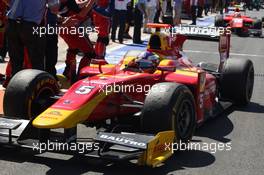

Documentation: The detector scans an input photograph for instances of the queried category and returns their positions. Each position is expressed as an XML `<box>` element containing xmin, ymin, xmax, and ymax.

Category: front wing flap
<box><xmin>95</xmin><ymin>131</ymin><xmax>175</xmax><ymax>167</ymax></box>
<box><xmin>0</xmin><ymin>117</ymin><xmax>175</xmax><ymax>167</ymax></box>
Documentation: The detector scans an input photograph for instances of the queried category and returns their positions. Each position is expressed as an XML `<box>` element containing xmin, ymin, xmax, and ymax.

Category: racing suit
<box><xmin>0</xmin><ymin>1</ymin><xmax>7</xmax><ymax>62</ymax></box>
<box><xmin>93</xmin><ymin>0</ymin><xmax>111</xmax><ymax>59</ymax></box>
<box><xmin>57</xmin><ymin>0</ymin><xmax>111</xmax><ymax>83</ymax></box>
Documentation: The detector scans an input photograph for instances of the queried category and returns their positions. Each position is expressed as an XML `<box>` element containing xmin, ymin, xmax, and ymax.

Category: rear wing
<box><xmin>147</xmin><ymin>23</ymin><xmax>231</xmax><ymax>64</ymax></box>
<box><xmin>171</xmin><ymin>25</ymin><xmax>222</xmax><ymax>40</ymax></box>
<box><xmin>147</xmin><ymin>23</ymin><xmax>187</xmax><ymax>50</ymax></box>
<box><xmin>147</xmin><ymin>23</ymin><xmax>224</xmax><ymax>41</ymax></box>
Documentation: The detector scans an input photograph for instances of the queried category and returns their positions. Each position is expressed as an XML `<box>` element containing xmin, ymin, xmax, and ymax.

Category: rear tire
<box><xmin>3</xmin><ymin>69</ymin><xmax>59</xmax><ymax>119</ymax></box>
<box><xmin>220</xmin><ymin>58</ymin><xmax>254</xmax><ymax>106</ymax></box>
<box><xmin>141</xmin><ymin>83</ymin><xmax>196</xmax><ymax>142</ymax></box>
<box><xmin>236</xmin><ymin>28</ymin><xmax>249</xmax><ymax>37</ymax></box>
<box><xmin>253</xmin><ymin>19</ymin><xmax>262</xmax><ymax>29</ymax></box>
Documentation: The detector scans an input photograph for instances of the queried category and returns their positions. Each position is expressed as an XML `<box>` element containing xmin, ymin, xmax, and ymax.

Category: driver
<box><xmin>128</xmin><ymin>51</ymin><xmax>160</xmax><ymax>73</ymax></box>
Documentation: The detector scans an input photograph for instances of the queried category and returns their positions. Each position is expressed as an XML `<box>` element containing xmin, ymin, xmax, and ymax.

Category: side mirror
<box><xmin>91</xmin><ymin>59</ymin><xmax>108</xmax><ymax>73</ymax></box>
<box><xmin>91</xmin><ymin>59</ymin><xmax>108</xmax><ymax>65</ymax></box>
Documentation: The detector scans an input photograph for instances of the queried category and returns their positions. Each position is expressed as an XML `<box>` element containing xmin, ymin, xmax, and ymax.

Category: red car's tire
<box><xmin>253</xmin><ymin>19</ymin><xmax>262</xmax><ymax>29</ymax></box>
<box><xmin>141</xmin><ymin>82</ymin><xmax>196</xmax><ymax>142</ymax></box>
<box><xmin>220</xmin><ymin>58</ymin><xmax>254</xmax><ymax>106</ymax></box>
<box><xmin>236</xmin><ymin>28</ymin><xmax>249</xmax><ymax>37</ymax></box>
<box><xmin>3</xmin><ymin>69</ymin><xmax>59</xmax><ymax>119</ymax></box>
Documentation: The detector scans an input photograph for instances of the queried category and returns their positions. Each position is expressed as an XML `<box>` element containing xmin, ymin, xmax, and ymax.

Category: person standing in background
<box><xmin>45</xmin><ymin>9</ymin><xmax>58</xmax><ymax>79</ymax></box>
<box><xmin>5</xmin><ymin>0</ymin><xmax>47</xmax><ymax>77</ymax></box>
<box><xmin>190</xmin><ymin>0</ymin><xmax>198</xmax><ymax>25</ymax></box>
<box><xmin>133</xmin><ymin>0</ymin><xmax>146</xmax><ymax>44</ymax></box>
<box><xmin>0</xmin><ymin>1</ymin><xmax>8</xmax><ymax>63</ymax></box>
<box><xmin>218</xmin><ymin>0</ymin><xmax>225</xmax><ymax>14</ymax></box>
<box><xmin>123</xmin><ymin>0</ymin><xmax>133</xmax><ymax>39</ymax></box>
<box><xmin>197</xmin><ymin>0</ymin><xmax>204</xmax><ymax>17</ymax></box>
<box><xmin>154</xmin><ymin>0</ymin><xmax>161</xmax><ymax>24</ymax></box>
<box><xmin>111</xmin><ymin>0</ymin><xmax>131</xmax><ymax>43</ymax></box>
<box><xmin>143</xmin><ymin>0</ymin><xmax>159</xmax><ymax>33</ymax></box>
<box><xmin>173</xmin><ymin>0</ymin><xmax>182</xmax><ymax>25</ymax></box>
<box><xmin>204</xmin><ymin>0</ymin><xmax>212</xmax><ymax>15</ymax></box>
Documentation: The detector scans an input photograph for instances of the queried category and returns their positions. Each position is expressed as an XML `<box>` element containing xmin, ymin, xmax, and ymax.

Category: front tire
<box><xmin>141</xmin><ymin>83</ymin><xmax>196</xmax><ymax>142</ymax></box>
<box><xmin>3</xmin><ymin>69</ymin><xmax>59</xmax><ymax>119</ymax></box>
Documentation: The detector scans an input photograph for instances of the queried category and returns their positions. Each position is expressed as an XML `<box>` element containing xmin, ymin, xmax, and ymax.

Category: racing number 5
<box><xmin>75</xmin><ymin>86</ymin><xmax>94</xmax><ymax>95</ymax></box>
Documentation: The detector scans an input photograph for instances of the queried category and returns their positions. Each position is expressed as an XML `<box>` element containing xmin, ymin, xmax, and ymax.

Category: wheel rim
<box><xmin>173</xmin><ymin>99</ymin><xmax>193</xmax><ymax>139</ymax></box>
<box><xmin>31</xmin><ymin>87</ymin><xmax>55</xmax><ymax>118</ymax></box>
<box><xmin>246</xmin><ymin>66</ymin><xmax>254</xmax><ymax>101</ymax></box>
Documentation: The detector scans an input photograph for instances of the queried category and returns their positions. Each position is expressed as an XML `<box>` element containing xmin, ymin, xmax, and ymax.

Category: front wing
<box><xmin>0</xmin><ymin>99</ymin><xmax>232</xmax><ymax>167</ymax></box>
<box><xmin>0</xmin><ymin>117</ymin><xmax>175</xmax><ymax>167</ymax></box>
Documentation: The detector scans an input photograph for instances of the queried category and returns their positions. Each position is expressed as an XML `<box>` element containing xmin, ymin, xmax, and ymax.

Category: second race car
<box><xmin>215</xmin><ymin>11</ymin><xmax>263</xmax><ymax>37</ymax></box>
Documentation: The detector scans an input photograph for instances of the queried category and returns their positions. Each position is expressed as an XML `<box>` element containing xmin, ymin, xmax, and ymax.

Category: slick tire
<box><xmin>252</xmin><ymin>19</ymin><xmax>262</xmax><ymax>37</ymax></box>
<box><xmin>3</xmin><ymin>69</ymin><xmax>59</xmax><ymax>119</ymax></box>
<box><xmin>236</xmin><ymin>28</ymin><xmax>249</xmax><ymax>37</ymax></box>
<box><xmin>141</xmin><ymin>83</ymin><xmax>196</xmax><ymax>142</ymax></box>
<box><xmin>220</xmin><ymin>58</ymin><xmax>254</xmax><ymax>106</ymax></box>
<box><xmin>253</xmin><ymin>19</ymin><xmax>262</xmax><ymax>29</ymax></box>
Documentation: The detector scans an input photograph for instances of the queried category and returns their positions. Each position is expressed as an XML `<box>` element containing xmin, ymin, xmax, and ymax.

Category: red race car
<box><xmin>215</xmin><ymin>11</ymin><xmax>263</xmax><ymax>37</ymax></box>
<box><xmin>0</xmin><ymin>24</ymin><xmax>254</xmax><ymax>167</ymax></box>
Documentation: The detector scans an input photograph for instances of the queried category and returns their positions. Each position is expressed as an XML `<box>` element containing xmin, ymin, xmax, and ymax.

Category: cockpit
<box><xmin>125</xmin><ymin>51</ymin><xmax>161</xmax><ymax>73</ymax></box>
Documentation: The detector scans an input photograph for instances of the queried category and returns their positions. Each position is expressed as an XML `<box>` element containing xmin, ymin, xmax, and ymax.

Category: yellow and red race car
<box><xmin>0</xmin><ymin>24</ymin><xmax>254</xmax><ymax>167</ymax></box>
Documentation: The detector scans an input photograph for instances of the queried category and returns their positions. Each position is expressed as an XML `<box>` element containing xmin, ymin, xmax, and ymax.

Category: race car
<box><xmin>215</xmin><ymin>12</ymin><xmax>263</xmax><ymax>37</ymax></box>
<box><xmin>0</xmin><ymin>24</ymin><xmax>254</xmax><ymax>167</ymax></box>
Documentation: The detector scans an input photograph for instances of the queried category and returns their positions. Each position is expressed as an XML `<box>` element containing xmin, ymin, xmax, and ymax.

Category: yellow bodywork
<box><xmin>138</xmin><ymin>131</ymin><xmax>175</xmax><ymax>167</ymax></box>
<box><xmin>147</xmin><ymin>32</ymin><xmax>172</xmax><ymax>51</ymax></box>
<box><xmin>32</xmin><ymin>91</ymin><xmax>109</xmax><ymax>129</ymax></box>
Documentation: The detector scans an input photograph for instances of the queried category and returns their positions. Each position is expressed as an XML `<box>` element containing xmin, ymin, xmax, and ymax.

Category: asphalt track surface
<box><xmin>0</xmin><ymin>10</ymin><xmax>264</xmax><ymax>175</ymax></box>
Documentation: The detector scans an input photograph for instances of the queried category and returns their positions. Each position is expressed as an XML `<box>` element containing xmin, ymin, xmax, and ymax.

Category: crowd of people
<box><xmin>0</xmin><ymin>0</ymin><xmax>244</xmax><ymax>86</ymax></box>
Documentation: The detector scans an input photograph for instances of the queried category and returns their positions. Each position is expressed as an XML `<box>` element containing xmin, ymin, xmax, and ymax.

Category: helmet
<box><xmin>235</xmin><ymin>7</ymin><xmax>240</xmax><ymax>12</ymax></box>
<box><xmin>135</xmin><ymin>51</ymin><xmax>160</xmax><ymax>73</ymax></box>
